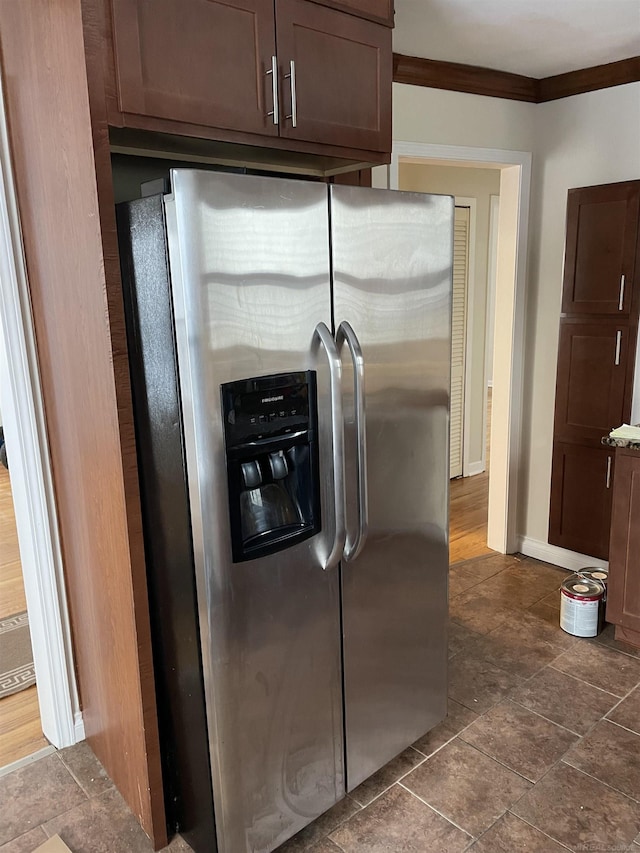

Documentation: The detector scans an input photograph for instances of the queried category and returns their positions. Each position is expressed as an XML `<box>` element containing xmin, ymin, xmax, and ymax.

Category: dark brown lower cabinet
<box><xmin>549</xmin><ymin>441</ymin><xmax>615</xmax><ymax>560</ymax></box>
<box><xmin>606</xmin><ymin>449</ymin><xmax>640</xmax><ymax>639</ymax></box>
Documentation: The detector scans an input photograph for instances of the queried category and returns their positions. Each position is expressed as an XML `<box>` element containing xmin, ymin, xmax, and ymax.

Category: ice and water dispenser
<box><xmin>221</xmin><ymin>371</ymin><xmax>321</xmax><ymax>562</ymax></box>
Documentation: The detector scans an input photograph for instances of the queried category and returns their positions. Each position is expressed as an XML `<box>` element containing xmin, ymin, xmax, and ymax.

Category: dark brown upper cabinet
<box><xmin>561</xmin><ymin>181</ymin><xmax>640</xmax><ymax>316</ymax></box>
<box><xmin>553</xmin><ymin>319</ymin><xmax>635</xmax><ymax>444</ymax></box>
<box><xmin>275</xmin><ymin>0</ymin><xmax>391</xmax><ymax>152</ymax></box>
<box><xmin>109</xmin><ymin>0</ymin><xmax>392</xmax><ymax>157</ymax></box>
<box><xmin>308</xmin><ymin>0</ymin><xmax>393</xmax><ymax>25</ymax></box>
<box><xmin>111</xmin><ymin>0</ymin><xmax>278</xmax><ymax>137</ymax></box>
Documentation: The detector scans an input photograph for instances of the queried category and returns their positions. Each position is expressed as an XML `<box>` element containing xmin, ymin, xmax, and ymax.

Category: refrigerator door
<box><xmin>330</xmin><ymin>185</ymin><xmax>453</xmax><ymax>790</ymax></box>
<box><xmin>165</xmin><ymin>171</ymin><xmax>344</xmax><ymax>853</ymax></box>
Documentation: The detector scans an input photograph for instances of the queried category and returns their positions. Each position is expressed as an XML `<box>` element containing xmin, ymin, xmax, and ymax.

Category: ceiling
<box><xmin>393</xmin><ymin>0</ymin><xmax>640</xmax><ymax>78</ymax></box>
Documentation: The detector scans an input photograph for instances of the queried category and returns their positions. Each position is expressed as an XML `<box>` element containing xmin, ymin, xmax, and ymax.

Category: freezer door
<box><xmin>330</xmin><ymin>185</ymin><xmax>453</xmax><ymax>790</ymax></box>
<box><xmin>165</xmin><ymin>171</ymin><xmax>344</xmax><ymax>853</ymax></box>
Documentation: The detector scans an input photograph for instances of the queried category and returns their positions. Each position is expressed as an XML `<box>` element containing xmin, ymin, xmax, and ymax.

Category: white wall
<box><xmin>391</xmin><ymin>80</ymin><xmax>640</xmax><ymax>559</ymax></box>
<box><xmin>521</xmin><ymin>82</ymin><xmax>640</xmax><ymax>544</ymax></box>
<box><xmin>393</xmin><ymin>83</ymin><xmax>536</xmax><ymax>151</ymax></box>
<box><xmin>398</xmin><ymin>163</ymin><xmax>500</xmax><ymax>467</ymax></box>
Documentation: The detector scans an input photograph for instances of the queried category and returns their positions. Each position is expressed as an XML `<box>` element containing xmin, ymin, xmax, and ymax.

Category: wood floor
<box><xmin>0</xmin><ymin>465</ymin><xmax>47</xmax><ymax>769</ymax></box>
<box><xmin>449</xmin><ymin>390</ymin><xmax>492</xmax><ymax>564</ymax></box>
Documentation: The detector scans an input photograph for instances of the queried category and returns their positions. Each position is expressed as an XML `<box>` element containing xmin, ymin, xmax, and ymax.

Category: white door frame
<box><xmin>390</xmin><ymin>142</ymin><xmax>532</xmax><ymax>553</ymax></box>
<box><xmin>0</xmin><ymin>74</ymin><xmax>82</xmax><ymax>752</ymax></box>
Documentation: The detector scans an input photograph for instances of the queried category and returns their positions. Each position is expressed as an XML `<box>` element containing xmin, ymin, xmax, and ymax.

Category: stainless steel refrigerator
<box><xmin>116</xmin><ymin>169</ymin><xmax>452</xmax><ymax>853</ymax></box>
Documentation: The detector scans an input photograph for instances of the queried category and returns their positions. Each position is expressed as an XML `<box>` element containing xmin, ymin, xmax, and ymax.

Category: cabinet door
<box><xmin>111</xmin><ymin>0</ymin><xmax>278</xmax><ymax>136</ymax></box>
<box><xmin>275</xmin><ymin>0</ymin><xmax>392</xmax><ymax>152</ymax></box>
<box><xmin>554</xmin><ymin>320</ymin><xmax>631</xmax><ymax>443</ymax></box>
<box><xmin>549</xmin><ymin>442</ymin><xmax>614</xmax><ymax>560</ymax></box>
<box><xmin>562</xmin><ymin>182</ymin><xmax>640</xmax><ymax>316</ymax></box>
<box><xmin>607</xmin><ymin>451</ymin><xmax>640</xmax><ymax>631</ymax></box>
<box><xmin>309</xmin><ymin>0</ymin><xmax>394</xmax><ymax>25</ymax></box>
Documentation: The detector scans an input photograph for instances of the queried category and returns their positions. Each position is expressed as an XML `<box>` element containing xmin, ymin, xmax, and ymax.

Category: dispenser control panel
<box><xmin>221</xmin><ymin>371</ymin><xmax>315</xmax><ymax>447</ymax></box>
<box><xmin>220</xmin><ymin>371</ymin><xmax>320</xmax><ymax>562</ymax></box>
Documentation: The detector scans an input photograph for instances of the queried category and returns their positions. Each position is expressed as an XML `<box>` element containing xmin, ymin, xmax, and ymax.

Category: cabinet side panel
<box><xmin>607</xmin><ymin>453</ymin><xmax>640</xmax><ymax>632</ymax></box>
<box><xmin>0</xmin><ymin>0</ymin><xmax>166</xmax><ymax>845</ymax></box>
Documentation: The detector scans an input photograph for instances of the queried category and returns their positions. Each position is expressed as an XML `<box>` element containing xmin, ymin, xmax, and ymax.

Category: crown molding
<box><xmin>393</xmin><ymin>53</ymin><xmax>537</xmax><ymax>102</ymax></box>
<box><xmin>393</xmin><ymin>53</ymin><xmax>640</xmax><ymax>103</ymax></box>
<box><xmin>537</xmin><ymin>56</ymin><xmax>640</xmax><ymax>102</ymax></box>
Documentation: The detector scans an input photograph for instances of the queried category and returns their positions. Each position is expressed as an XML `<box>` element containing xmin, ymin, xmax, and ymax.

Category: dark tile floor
<box><xmin>3</xmin><ymin>553</ymin><xmax>640</xmax><ymax>852</ymax></box>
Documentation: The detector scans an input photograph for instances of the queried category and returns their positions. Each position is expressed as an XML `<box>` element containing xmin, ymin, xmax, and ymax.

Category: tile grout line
<box><xmin>542</xmin><ymin>661</ymin><xmax>623</xmax><ymax>698</ymax></box>
<box><xmin>38</xmin><ymin>786</ymin><xmax>117</xmax><ymax>843</ymax></box>
<box><xmin>463</xmin><ymin>675</ymin><xmax>640</xmax><ymax>808</ymax></box>
<box><xmin>505</xmin><ymin>697</ymin><xmax>586</xmax><ymax>737</ymax></box>
<box><xmin>450</xmin><ymin>735</ymin><xmax>540</xmax><ymax>786</ymax></box>
<box><xmin>590</xmin><ymin>634</ymin><xmax>640</xmax><ymax>662</ymax></box>
<box><xmin>349</xmin><ymin>712</ymin><xmax>488</xmax><ymax>813</ymax></box>
<box><xmin>505</xmin><ymin>809</ymin><xmax>574</xmax><ymax>851</ymax></box>
<box><xmin>547</xmin><ymin>662</ymin><xmax>640</xmax><ymax>699</ymax></box>
<box><xmin>57</xmin><ymin>751</ymin><xmax>104</xmax><ymax>801</ymax></box>
<box><xmin>397</xmin><ymin>781</ymin><xmax>474</xmax><ymax>840</ymax></box>
<box><xmin>349</xmin><ymin>752</ymin><xmax>430</xmax><ymax>809</ymax></box>
<box><xmin>559</xmin><ymin>674</ymin><xmax>640</xmax><ymax>750</ymax></box>
<box><xmin>603</xmin><ymin>717</ymin><xmax>640</xmax><ymax>738</ymax></box>
<box><xmin>557</xmin><ymin>759</ymin><xmax>640</xmax><ymax>806</ymax></box>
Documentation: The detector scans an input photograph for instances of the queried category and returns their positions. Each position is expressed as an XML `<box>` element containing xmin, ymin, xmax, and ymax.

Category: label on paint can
<box><xmin>560</xmin><ymin>576</ymin><xmax>604</xmax><ymax>638</ymax></box>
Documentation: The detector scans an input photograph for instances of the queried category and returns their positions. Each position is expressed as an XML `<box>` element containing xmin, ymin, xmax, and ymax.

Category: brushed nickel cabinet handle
<box><xmin>285</xmin><ymin>60</ymin><xmax>297</xmax><ymax>128</ymax></box>
<box><xmin>615</xmin><ymin>330</ymin><xmax>622</xmax><ymax>366</ymax></box>
<box><xmin>619</xmin><ymin>274</ymin><xmax>625</xmax><ymax>311</ymax></box>
<box><xmin>266</xmin><ymin>55</ymin><xmax>279</xmax><ymax>125</ymax></box>
<box><xmin>606</xmin><ymin>456</ymin><xmax>612</xmax><ymax>489</ymax></box>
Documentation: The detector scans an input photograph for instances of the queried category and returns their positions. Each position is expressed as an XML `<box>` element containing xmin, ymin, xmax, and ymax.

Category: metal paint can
<box><xmin>577</xmin><ymin>568</ymin><xmax>609</xmax><ymax>627</ymax></box>
<box><xmin>560</xmin><ymin>575</ymin><xmax>605</xmax><ymax>638</ymax></box>
<box><xmin>578</xmin><ymin>567</ymin><xmax>609</xmax><ymax>598</ymax></box>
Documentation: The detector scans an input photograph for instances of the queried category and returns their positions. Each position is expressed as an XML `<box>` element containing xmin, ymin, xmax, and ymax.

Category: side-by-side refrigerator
<box><xmin>116</xmin><ymin>170</ymin><xmax>453</xmax><ymax>853</ymax></box>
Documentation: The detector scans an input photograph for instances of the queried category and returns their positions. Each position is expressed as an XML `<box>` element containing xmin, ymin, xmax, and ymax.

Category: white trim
<box><xmin>502</xmin><ymin>158</ymin><xmax>531</xmax><ymax>553</ymax></box>
<box><xmin>485</xmin><ymin>195</ymin><xmax>500</xmax><ymax>390</ymax></box>
<box><xmin>466</xmin><ymin>461</ymin><xmax>485</xmax><ymax>477</ymax></box>
<box><xmin>518</xmin><ymin>536</ymin><xmax>608</xmax><ymax>572</ymax></box>
<box><xmin>0</xmin><ymin>745</ymin><xmax>56</xmax><ymax>779</ymax></box>
<box><xmin>454</xmin><ymin>197</ymin><xmax>479</xmax><ymax>479</ymax></box>
<box><xmin>74</xmin><ymin>710</ymin><xmax>86</xmax><ymax>743</ymax></box>
<box><xmin>393</xmin><ymin>142</ymin><xmax>532</xmax><ymax>554</ymax></box>
<box><xmin>0</xmin><ymin>73</ymin><xmax>81</xmax><ymax>750</ymax></box>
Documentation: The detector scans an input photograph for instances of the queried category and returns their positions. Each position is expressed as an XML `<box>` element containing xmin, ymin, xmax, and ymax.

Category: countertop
<box><xmin>602</xmin><ymin>435</ymin><xmax>640</xmax><ymax>451</ymax></box>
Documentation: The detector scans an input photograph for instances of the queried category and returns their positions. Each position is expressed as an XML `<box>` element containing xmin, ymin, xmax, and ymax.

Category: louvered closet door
<box><xmin>450</xmin><ymin>206</ymin><xmax>469</xmax><ymax>478</ymax></box>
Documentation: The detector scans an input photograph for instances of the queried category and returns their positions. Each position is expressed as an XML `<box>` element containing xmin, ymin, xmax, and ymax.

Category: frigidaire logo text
<box><xmin>261</xmin><ymin>395</ymin><xmax>284</xmax><ymax>403</ymax></box>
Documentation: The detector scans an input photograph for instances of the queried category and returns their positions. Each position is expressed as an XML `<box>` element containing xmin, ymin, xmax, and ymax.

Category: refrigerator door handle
<box><xmin>313</xmin><ymin>321</ymin><xmax>346</xmax><ymax>570</ymax></box>
<box><xmin>336</xmin><ymin>321</ymin><xmax>369</xmax><ymax>561</ymax></box>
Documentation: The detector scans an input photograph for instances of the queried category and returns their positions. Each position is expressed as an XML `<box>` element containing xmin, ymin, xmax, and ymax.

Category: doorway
<box><xmin>0</xmin><ymin>438</ymin><xmax>47</xmax><ymax>767</ymax></box>
<box><xmin>381</xmin><ymin>141</ymin><xmax>532</xmax><ymax>557</ymax></box>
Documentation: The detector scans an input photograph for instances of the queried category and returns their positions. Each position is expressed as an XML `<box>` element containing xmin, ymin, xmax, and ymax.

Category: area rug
<box><xmin>0</xmin><ymin>611</ymin><xmax>35</xmax><ymax>699</ymax></box>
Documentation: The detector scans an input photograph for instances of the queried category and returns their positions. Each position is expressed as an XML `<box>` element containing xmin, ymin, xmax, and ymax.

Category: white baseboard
<box><xmin>517</xmin><ymin>536</ymin><xmax>608</xmax><ymax>571</ymax></box>
<box><xmin>74</xmin><ymin>711</ymin><xmax>85</xmax><ymax>744</ymax></box>
<box><xmin>465</xmin><ymin>461</ymin><xmax>486</xmax><ymax>477</ymax></box>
